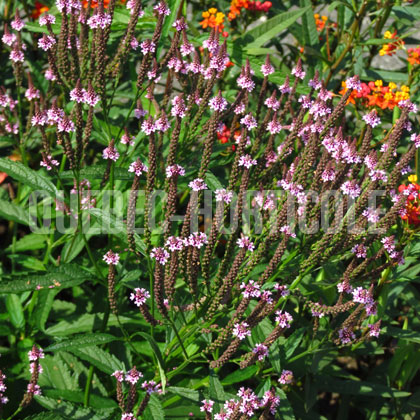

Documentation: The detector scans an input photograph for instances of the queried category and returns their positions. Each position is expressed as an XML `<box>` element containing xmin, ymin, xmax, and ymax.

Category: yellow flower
<box><xmin>408</xmin><ymin>175</ymin><xmax>418</xmax><ymax>183</ymax></box>
<box><xmin>384</xmin><ymin>30</ymin><xmax>393</xmax><ymax>39</ymax></box>
<box><xmin>202</xmin><ymin>11</ymin><xmax>210</xmax><ymax>18</ymax></box>
<box><xmin>215</xmin><ymin>12</ymin><xmax>225</xmax><ymax>25</ymax></box>
<box><xmin>208</xmin><ymin>7</ymin><xmax>217</xmax><ymax>14</ymax></box>
<box><xmin>401</xmin><ymin>85</ymin><xmax>410</xmax><ymax>93</ymax></box>
<box><xmin>374</xmin><ymin>80</ymin><xmax>383</xmax><ymax>87</ymax></box>
<box><xmin>388</xmin><ymin>82</ymin><xmax>397</xmax><ymax>90</ymax></box>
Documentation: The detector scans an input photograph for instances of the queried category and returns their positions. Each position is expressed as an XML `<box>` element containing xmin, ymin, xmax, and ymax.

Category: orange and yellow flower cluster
<box><xmin>82</xmin><ymin>0</ymin><xmax>126</xmax><ymax>8</ymax></box>
<box><xmin>314</xmin><ymin>14</ymin><xmax>327</xmax><ymax>31</ymax></box>
<box><xmin>200</xmin><ymin>8</ymin><xmax>226</xmax><ymax>32</ymax></box>
<box><xmin>399</xmin><ymin>175</ymin><xmax>420</xmax><ymax>226</ymax></box>
<box><xmin>31</xmin><ymin>1</ymin><xmax>49</xmax><ymax>19</ymax></box>
<box><xmin>228</xmin><ymin>0</ymin><xmax>272</xmax><ymax>21</ymax></box>
<box><xmin>379</xmin><ymin>31</ymin><xmax>404</xmax><ymax>56</ymax></box>
<box><xmin>339</xmin><ymin>79</ymin><xmax>410</xmax><ymax>110</ymax></box>
<box><xmin>407</xmin><ymin>46</ymin><xmax>420</xmax><ymax>66</ymax></box>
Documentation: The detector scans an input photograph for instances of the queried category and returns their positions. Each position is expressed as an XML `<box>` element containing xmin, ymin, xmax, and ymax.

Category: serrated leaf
<box><xmin>384</xmin><ymin>327</ymin><xmax>420</xmax><ymax>344</ymax></box>
<box><xmin>285</xmin><ymin>327</ymin><xmax>306</xmax><ymax>359</ymax></box>
<box><xmin>68</xmin><ymin>345</ymin><xmax>125</xmax><ymax>375</ymax></box>
<box><xmin>35</xmin><ymin>396</ymin><xmax>118</xmax><ymax>420</ymax></box>
<box><xmin>0</xmin><ymin>264</ymin><xmax>93</xmax><ymax>293</ymax></box>
<box><xmin>221</xmin><ymin>365</ymin><xmax>258</xmax><ymax>386</ymax></box>
<box><xmin>243</xmin><ymin>7</ymin><xmax>310</xmax><ymax>49</ymax></box>
<box><xmin>38</xmin><ymin>355</ymin><xmax>79</xmax><ymax>391</ymax></box>
<box><xmin>45</xmin><ymin>313</ymin><xmax>140</xmax><ymax>336</ymax></box>
<box><xmin>157</xmin><ymin>0</ymin><xmax>183</xmax><ymax>58</ymax></box>
<box><xmin>87</xmin><ymin>208</ymin><xmax>126</xmax><ymax>234</ymax></box>
<box><xmin>145</xmin><ymin>394</ymin><xmax>165</xmax><ymax>419</ymax></box>
<box><xmin>61</xmin><ymin>165</ymin><xmax>133</xmax><ymax>181</ymax></box>
<box><xmin>300</xmin><ymin>0</ymin><xmax>319</xmax><ymax>47</ymax></box>
<box><xmin>315</xmin><ymin>376</ymin><xmax>411</xmax><ymax>398</ymax></box>
<box><xmin>361</xmin><ymin>69</ymin><xmax>408</xmax><ymax>84</ymax></box>
<box><xmin>0</xmin><ymin>198</ymin><xmax>34</xmax><ymax>226</ymax></box>
<box><xmin>210</xmin><ymin>370</ymin><xmax>226</xmax><ymax>414</ymax></box>
<box><xmin>43</xmin><ymin>388</ymin><xmax>117</xmax><ymax>409</ymax></box>
<box><xmin>205</xmin><ymin>171</ymin><xmax>224</xmax><ymax>191</ymax></box>
<box><xmin>34</xmin><ymin>288</ymin><xmax>59</xmax><ymax>331</ymax></box>
<box><xmin>45</xmin><ymin>333</ymin><xmax>118</xmax><ymax>351</ymax></box>
<box><xmin>23</xmin><ymin>413</ymin><xmax>66</xmax><ymax>420</ymax></box>
<box><xmin>0</xmin><ymin>158</ymin><xmax>59</xmax><ymax>197</ymax></box>
<box><xmin>168</xmin><ymin>386</ymin><xmax>201</xmax><ymax>403</ymax></box>
<box><xmin>5</xmin><ymin>233</ymin><xmax>46</xmax><ymax>252</ymax></box>
<box><xmin>6</xmin><ymin>294</ymin><xmax>25</xmax><ymax>329</ymax></box>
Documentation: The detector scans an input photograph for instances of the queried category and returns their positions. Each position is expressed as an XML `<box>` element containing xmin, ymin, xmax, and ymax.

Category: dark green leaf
<box><xmin>6</xmin><ymin>294</ymin><xmax>25</xmax><ymax>329</ymax></box>
<box><xmin>221</xmin><ymin>365</ymin><xmax>258</xmax><ymax>385</ymax></box>
<box><xmin>243</xmin><ymin>7</ymin><xmax>310</xmax><ymax>49</ymax></box>
<box><xmin>45</xmin><ymin>333</ymin><xmax>118</xmax><ymax>351</ymax></box>
<box><xmin>0</xmin><ymin>158</ymin><xmax>58</xmax><ymax>197</ymax></box>
<box><xmin>0</xmin><ymin>199</ymin><xmax>34</xmax><ymax>226</ymax></box>
<box><xmin>0</xmin><ymin>264</ymin><xmax>93</xmax><ymax>294</ymax></box>
<box><xmin>68</xmin><ymin>345</ymin><xmax>125</xmax><ymax>375</ymax></box>
<box><xmin>34</xmin><ymin>288</ymin><xmax>59</xmax><ymax>331</ymax></box>
<box><xmin>168</xmin><ymin>386</ymin><xmax>201</xmax><ymax>403</ymax></box>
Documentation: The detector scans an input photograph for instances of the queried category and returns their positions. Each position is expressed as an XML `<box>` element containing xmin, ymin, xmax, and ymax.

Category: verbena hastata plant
<box><xmin>0</xmin><ymin>1</ymin><xmax>420</xmax><ymax>419</ymax></box>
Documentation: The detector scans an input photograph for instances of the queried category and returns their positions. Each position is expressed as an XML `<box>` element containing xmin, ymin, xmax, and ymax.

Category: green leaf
<box><xmin>205</xmin><ymin>171</ymin><xmax>224</xmax><ymax>191</ymax></box>
<box><xmin>0</xmin><ymin>264</ymin><xmax>93</xmax><ymax>294</ymax></box>
<box><xmin>45</xmin><ymin>313</ymin><xmax>140</xmax><ymax>336</ymax></box>
<box><xmin>315</xmin><ymin>376</ymin><xmax>411</xmax><ymax>398</ymax></box>
<box><xmin>168</xmin><ymin>386</ymin><xmax>201</xmax><ymax>403</ymax></box>
<box><xmin>209</xmin><ymin>370</ymin><xmax>226</xmax><ymax>414</ymax></box>
<box><xmin>6</xmin><ymin>294</ymin><xmax>25</xmax><ymax>329</ymax></box>
<box><xmin>33</xmin><ymin>288</ymin><xmax>59</xmax><ymax>331</ymax></box>
<box><xmin>23</xmin><ymin>413</ymin><xmax>66</xmax><ymax>420</ymax></box>
<box><xmin>276</xmin><ymin>388</ymin><xmax>296</xmax><ymax>419</ymax></box>
<box><xmin>327</xmin><ymin>0</ymin><xmax>354</xmax><ymax>12</ymax></box>
<box><xmin>221</xmin><ymin>365</ymin><xmax>258</xmax><ymax>385</ymax></box>
<box><xmin>300</xmin><ymin>0</ymin><xmax>319</xmax><ymax>47</ymax></box>
<box><xmin>9</xmin><ymin>254</ymin><xmax>46</xmax><ymax>271</ymax></box>
<box><xmin>0</xmin><ymin>198</ymin><xmax>34</xmax><ymax>226</ymax></box>
<box><xmin>45</xmin><ymin>333</ymin><xmax>118</xmax><ymax>352</ymax></box>
<box><xmin>135</xmin><ymin>332</ymin><xmax>166</xmax><ymax>392</ymax></box>
<box><xmin>0</xmin><ymin>158</ymin><xmax>59</xmax><ymax>197</ymax></box>
<box><xmin>361</xmin><ymin>69</ymin><xmax>408</xmax><ymax>84</ymax></box>
<box><xmin>43</xmin><ymin>388</ymin><xmax>117</xmax><ymax>409</ymax></box>
<box><xmin>35</xmin><ymin>396</ymin><xmax>118</xmax><ymax>420</ymax></box>
<box><xmin>61</xmin><ymin>165</ymin><xmax>133</xmax><ymax>181</ymax></box>
<box><xmin>384</xmin><ymin>327</ymin><xmax>420</xmax><ymax>344</ymax></box>
<box><xmin>285</xmin><ymin>327</ymin><xmax>306</xmax><ymax>359</ymax></box>
<box><xmin>360</xmin><ymin>38</ymin><xmax>394</xmax><ymax>45</ymax></box>
<box><xmin>38</xmin><ymin>355</ymin><xmax>79</xmax><ymax>391</ymax></box>
<box><xmin>5</xmin><ymin>233</ymin><xmax>46</xmax><ymax>252</ymax></box>
<box><xmin>243</xmin><ymin>7</ymin><xmax>310</xmax><ymax>49</ymax></box>
<box><xmin>87</xmin><ymin>208</ymin><xmax>126</xmax><ymax>234</ymax></box>
<box><xmin>68</xmin><ymin>345</ymin><xmax>125</xmax><ymax>375</ymax></box>
<box><xmin>145</xmin><ymin>394</ymin><xmax>165</xmax><ymax>419</ymax></box>
<box><xmin>157</xmin><ymin>0</ymin><xmax>183</xmax><ymax>58</ymax></box>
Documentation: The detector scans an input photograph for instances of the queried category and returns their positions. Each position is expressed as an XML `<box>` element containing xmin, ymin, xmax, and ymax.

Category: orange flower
<box><xmin>340</xmin><ymin>79</ymin><xmax>410</xmax><ymax>110</ymax></box>
<box><xmin>407</xmin><ymin>46</ymin><xmax>420</xmax><ymax>66</ymax></box>
<box><xmin>31</xmin><ymin>1</ymin><xmax>49</xmax><ymax>19</ymax></box>
<box><xmin>399</xmin><ymin>177</ymin><xmax>420</xmax><ymax>226</ymax></box>
<box><xmin>379</xmin><ymin>31</ymin><xmax>404</xmax><ymax>56</ymax></box>
<box><xmin>314</xmin><ymin>13</ymin><xmax>327</xmax><ymax>31</ymax></box>
<box><xmin>200</xmin><ymin>8</ymin><xmax>225</xmax><ymax>32</ymax></box>
<box><xmin>228</xmin><ymin>0</ymin><xmax>249</xmax><ymax>20</ymax></box>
